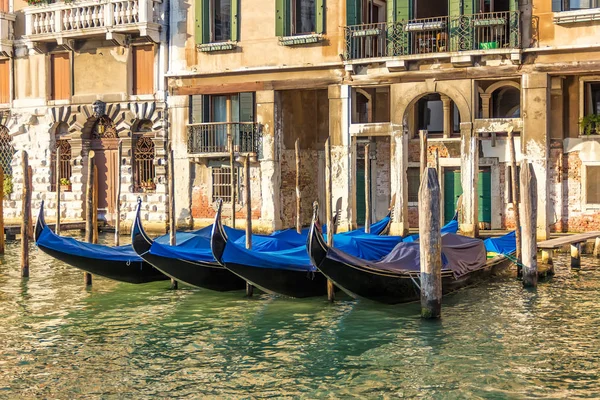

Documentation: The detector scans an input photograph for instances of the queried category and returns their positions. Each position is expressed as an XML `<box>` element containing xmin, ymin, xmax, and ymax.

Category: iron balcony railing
<box><xmin>344</xmin><ymin>11</ymin><xmax>520</xmax><ymax>60</ymax></box>
<box><xmin>187</xmin><ymin>122</ymin><xmax>262</xmax><ymax>156</ymax></box>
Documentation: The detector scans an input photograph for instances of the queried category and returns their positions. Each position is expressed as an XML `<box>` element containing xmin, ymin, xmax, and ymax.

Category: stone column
<box><xmin>256</xmin><ymin>89</ymin><xmax>282</xmax><ymax>231</ymax></box>
<box><xmin>390</xmin><ymin>83</ymin><xmax>409</xmax><ymax>236</ymax></box>
<box><xmin>441</xmin><ymin>94</ymin><xmax>452</xmax><ymax>138</ymax></box>
<box><xmin>480</xmin><ymin>93</ymin><xmax>491</xmax><ymax>119</ymax></box>
<box><xmin>460</xmin><ymin>122</ymin><xmax>478</xmax><ymax>238</ymax></box>
<box><xmin>68</xmin><ymin>136</ymin><xmax>89</xmax><ymax>220</ymax></box>
<box><xmin>522</xmin><ymin>72</ymin><xmax>550</xmax><ymax>241</ymax></box>
<box><xmin>168</xmin><ymin>95</ymin><xmax>193</xmax><ymax>228</ymax></box>
<box><xmin>328</xmin><ymin>84</ymin><xmax>352</xmax><ymax>232</ymax></box>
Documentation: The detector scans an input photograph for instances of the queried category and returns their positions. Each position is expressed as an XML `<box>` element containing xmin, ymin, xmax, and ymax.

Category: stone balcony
<box><xmin>24</xmin><ymin>0</ymin><xmax>160</xmax><ymax>49</ymax></box>
<box><xmin>0</xmin><ymin>12</ymin><xmax>15</xmax><ymax>57</ymax></box>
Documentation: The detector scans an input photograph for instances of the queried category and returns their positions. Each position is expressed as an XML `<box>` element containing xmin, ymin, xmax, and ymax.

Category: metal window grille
<box><xmin>133</xmin><ymin>136</ymin><xmax>156</xmax><ymax>192</ymax></box>
<box><xmin>50</xmin><ymin>139</ymin><xmax>72</xmax><ymax>192</ymax></box>
<box><xmin>407</xmin><ymin>167</ymin><xmax>420</xmax><ymax>203</ymax></box>
<box><xmin>92</xmin><ymin>115</ymin><xmax>117</xmax><ymax>139</ymax></box>
<box><xmin>212</xmin><ymin>166</ymin><xmax>239</xmax><ymax>203</ymax></box>
<box><xmin>0</xmin><ymin>126</ymin><xmax>14</xmax><ymax>177</ymax></box>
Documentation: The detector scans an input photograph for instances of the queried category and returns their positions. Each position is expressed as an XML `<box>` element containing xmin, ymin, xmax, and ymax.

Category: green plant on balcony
<box><xmin>26</xmin><ymin>0</ymin><xmax>50</xmax><ymax>5</ymax></box>
<box><xmin>579</xmin><ymin>114</ymin><xmax>600</xmax><ymax>135</ymax></box>
<box><xmin>3</xmin><ymin>174</ymin><xmax>12</xmax><ymax>197</ymax></box>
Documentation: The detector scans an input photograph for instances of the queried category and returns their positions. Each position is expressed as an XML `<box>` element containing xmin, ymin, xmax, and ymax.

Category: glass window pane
<box><xmin>213</xmin><ymin>0</ymin><xmax>231</xmax><ymax>41</ymax></box>
<box><xmin>295</xmin><ymin>0</ymin><xmax>315</xmax><ymax>34</ymax></box>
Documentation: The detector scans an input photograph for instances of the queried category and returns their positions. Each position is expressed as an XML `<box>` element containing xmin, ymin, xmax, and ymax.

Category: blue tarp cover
<box><xmin>484</xmin><ymin>231</ymin><xmax>517</xmax><ymax>254</ymax></box>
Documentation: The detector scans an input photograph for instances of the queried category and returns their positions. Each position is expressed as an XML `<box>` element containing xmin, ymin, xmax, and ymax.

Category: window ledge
<box><xmin>278</xmin><ymin>34</ymin><xmax>323</xmax><ymax>46</ymax></box>
<box><xmin>554</xmin><ymin>8</ymin><xmax>600</xmax><ymax>24</ymax></box>
<box><xmin>197</xmin><ymin>41</ymin><xmax>238</xmax><ymax>52</ymax></box>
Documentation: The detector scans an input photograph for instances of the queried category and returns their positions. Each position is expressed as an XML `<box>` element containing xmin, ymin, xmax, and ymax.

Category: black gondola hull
<box><xmin>37</xmin><ymin>244</ymin><xmax>168</xmax><ymax>284</ymax></box>
<box><xmin>224</xmin><ymin>262</ymin><xmax>328</xmax><ymax>298</ymax></box>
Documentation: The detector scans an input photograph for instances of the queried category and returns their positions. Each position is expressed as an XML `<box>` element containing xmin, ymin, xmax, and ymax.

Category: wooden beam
<box><xmin>55</xmin><ymin>146</ymin><xmax>61</xmax><ymax>236</ymax></box>
<box><xmin>168</xmin><ymin>147</ymin><xmax>178</xmax><ymax>290</ymax></box>
<box><xmin>325</xmin><ymin>137</ymin><xmax>335</xmax><ymax>302</ymax></box>
<box><xmin>84</xmin><ymin>150</ymin><xmax>95</xmax><ymax>286</ymax></box>
<box><xmin>20</xmin><ymin>152</ymin><xmax>30</xmax><ymax>278</ymax></box>
<box><xmin>507</xmin><ymin>128</ymin><xmax>523</xmax><ymax>274</ymax></box>
<box><xmin>244</xmin><ymin>156</ymin><xmax>254</xmax><ymax>297</ymax></box>
<box><xmin>364</xmin><ymin>143</ymin><xmax>371</xmax><ymax>234</ymax></box>
<box><xmin>571</xmin><ymin>243</ymin><xmax>581</xmax><ymax>269</ymax></box>
<box><xmin>114</xmin><ymin>140</ymin><xmax>122</xmax><ymax>246</ymax></box>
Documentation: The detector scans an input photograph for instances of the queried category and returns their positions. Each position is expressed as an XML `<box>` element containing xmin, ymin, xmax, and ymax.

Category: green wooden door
<box><xmin>478</xmin><ymin>168</ymin><xmax>491</xmax><ymax>224</ymax></box>
<box><xmin>444</xmin><ymin>169</ymin><xmax>462</xmax><ymax>224</ymax></box>
<box><xmin>356</xmin><ymin>159</ymin><xmax>366</xmax><ymax>226</ymax></box>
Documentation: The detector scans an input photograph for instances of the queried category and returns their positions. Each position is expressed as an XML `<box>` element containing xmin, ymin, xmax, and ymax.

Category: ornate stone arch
<box><xmin>483</xmin><ymin>80</ymin><xmax>521</xmax><ymax>95</ymax></box>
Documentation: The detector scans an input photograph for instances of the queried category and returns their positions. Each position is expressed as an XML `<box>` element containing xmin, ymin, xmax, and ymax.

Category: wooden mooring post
<box><xmin>419</xmin><ymin>167</ymin><xmax>442</xmax><ymax>319</ymax></box>
<box><xmin>21</xmin><ymin>152</ymin><xmax>31</xmax><ymax>278</ymax></box>
<box><xmin>520</xmin><ymin>161</ymin><xmax>538</xmax><ymax>287</ymax></box>
<box><xmin>364</xmin><ymin>143</ymin><xmax>371</xmax><ymax>234</ymax></box>
<box><xmin>93</xmin><ymin>165</ymin><xmax>98</xmax><ymax>244</ymax></box>
<box><xmin>419</xmin><ymin>130</ymin><xmax>428</xmax><ymax>177</ymax></box>
<box><xmin>114</xmin><ymin>140</ymin><xmax>122</xmax><ymax>246</ymax></box>
<box><xmin>84</xmin><ymin>151</ymin><xmax>96</xmax><ymax>286</ymax></box>
<box><xmin>507</xmin><ymin>128</ymin><xmax>522</xmax><ymax>274</ymax></box>
<box><xmin>594</xmin><ymin>237</ymin><xmax>600</xmax><ymax>258</ymax></box>
<box><xmin>571</xmin><ymin>243</ymin><xmax>581</xmax><ymax>269</ymax></box>
<box><xmin>55</xmin><ymin>146</ymin><xmax>61</xmax><ymax>236</ymax></box>
<box><xmin>0</xmin><ymin>168</ymin><xmax>4</xmax><ymax>255</ymax></box>
<box><xmin>28</xmin><ymin>166</ymin><xmax>33</xmax><ymax>239</ymax></box>
<box><xmin>244</xmin><ymin>156</ymin><xmax>254</xmax><ymax>297</ymax></box>
<box><xmin>295</xmin><ymin>139</ymin><xmax>301</xmax><ymax>234</ymax></box>
<box><xmin>325</xmin><ymin>137</ymin><xmax>335</xmax><ymax>302</ymax></box>
<box><xmin>168</xmin><ymin>147</ymin><xmax>178</xmax><ymax>290</ymax></box>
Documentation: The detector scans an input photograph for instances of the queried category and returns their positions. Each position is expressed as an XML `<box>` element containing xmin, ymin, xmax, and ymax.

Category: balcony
<box><xmin>0</xmin><ymin>12</ymin><xmax>15</xmax><ymax>57</ymax></box>
<box><xmin>187</xmin><ymin>122</ymin><xmax>262</xmax><ymax>159</ymax></box>
<box><xmin>24</xmin><ymin>0</ymin><xmax>160</xmax><ymax>47</ymax></box>
<box><xmin>344</xmin><ymin>11</ymin><xmax>520</xmax><ymax>61</ymax></box>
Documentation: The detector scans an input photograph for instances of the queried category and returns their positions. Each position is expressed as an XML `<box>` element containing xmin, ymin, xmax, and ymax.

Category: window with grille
<box><xmin>407</xmin><ymin>167</ymin><xmax>420</xmax><ymax>203</ymax></box>
<box><xmin>0</xmin><ymin>126</ymin><xmax>14</xmax><ymax>177</ymax></box>
<box><xmin>134</xmin><ymin>136</ymin><xmax>156</xmax><ymax>192</ymax></box>
<box><xmin>212</xmin><ymin>166</ymin><xmax>239</xmax><ymax>203</ymax></box>
<box><xmin>50</xmin><ymin>139</ymin><xmax>72</xmax><ymax>192</ymax></box>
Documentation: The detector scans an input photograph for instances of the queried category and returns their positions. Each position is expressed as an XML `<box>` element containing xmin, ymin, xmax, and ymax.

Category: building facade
<box><xmin>2</xmin><ymin>0</ymin><xmax>599</xmax><ymax>236</ymax></box>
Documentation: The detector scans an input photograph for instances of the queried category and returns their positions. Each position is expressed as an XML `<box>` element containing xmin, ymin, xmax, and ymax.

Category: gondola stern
<box><xmin>307</xmin><ymin>201</ymin><xmax>329</xmax><ymax>269</ymax></box>
<box><xmin>210</xmin><ymin>199</ymin><xmax>228</xmax><ymax>266</ymax></box>
<box><xmin>131</xmin><ymin>197</ymin><xmax>154</xmax><ymax>254</ymax></box>
<box><xmin>34</xmin><ymin>200</ymin><xmax>47</xmax><ymax>242</ymax></box>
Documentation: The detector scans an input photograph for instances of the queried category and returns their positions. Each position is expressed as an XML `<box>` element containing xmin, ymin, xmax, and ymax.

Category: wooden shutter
<box><xmin>195</xmin><ymin>0</ymin><xmax>210</xmax><ymax>44</ymax></box>
<box><xmin>239</xmin><ymin>92</ymin><xmax>254</xmax><ymax>122</ymax></box>
<box><xmin>133</xmin><ymin>45</ymin><xmax>154</xmax><ymax>95</ymax></box>
<box><xmin>275</xmin><ymin>0</ymin><xmax>289</xmax><ymax>36</ymax></box>
<box><xmin>231</xmin><ymin>0</ymin><xmax>239</xmax><ymax>41</ymax></box>
<box><xmin>51</xmin><ymin>53</ymin><xmax>70</xmax><ymax>101</ymax></box>
<box><xmin>347</xmin><ymin>0</ymin><xmax>359</xmax><ymax>25</ymax></box>
<box><xmin>0</xmin><ymin>0</ymin><xmax>8</xmax><ymax>14</ymax></box>
<box><xmin>0</xmin><ymin>60</ymin><xmax>9</xmax><ymax>104</ymax></box>
<box><xmin>316</xmin><ymin>0</ymin><xmax>325</xmax><ymax>33</ymax></box>
<box><xmin>387</xmin><ymin>0</ymin><xmax>410</xmax><ymax>23</ymax></box>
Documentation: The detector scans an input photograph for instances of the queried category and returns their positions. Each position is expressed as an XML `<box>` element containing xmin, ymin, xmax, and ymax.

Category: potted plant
<box><xmin>60</xmin><ymin>178</ymin><xmax>71</xmax><ymax>192</ymax></box>
<box><xmin>142</xmin><ymin>178</ymin><xmax>156</xmax><ymax>192</ymax></box>
<box><xmin>579</xmin><ymin>114</ymin><xmax>600</xmax><ymax>135</ymax></box>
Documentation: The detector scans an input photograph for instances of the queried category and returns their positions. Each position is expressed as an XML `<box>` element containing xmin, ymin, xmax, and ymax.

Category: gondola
<box><xmin>35</xmin><ymin>201</ymin><xmax>168</xmax><ymax>284</ymax></box>
<box><xmin>133</xmin><ymin>199</ymin><xmax>392</xmax><ymax>292</ymax></box>
<box><xmin>308</xmin><ymin>203</ymin><xmax>516</xmax><ymax>305</ymax></box>
<box><xmin>211</xmin><ymin>201</ymin><xmax>458</xmax><ymax>298</ymax></box>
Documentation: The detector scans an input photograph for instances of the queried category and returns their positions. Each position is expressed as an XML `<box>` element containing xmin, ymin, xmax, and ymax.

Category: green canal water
<box><xmin>0</xmin><ymin>235</ymin><xmax>599</xmax><ymax>398</ymax></box>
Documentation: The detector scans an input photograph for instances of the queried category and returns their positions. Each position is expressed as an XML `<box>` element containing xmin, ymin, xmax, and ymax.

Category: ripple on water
<box><xmin>0</xmin><ymin>237</ymin><xmax>599</xmax><ymax>398</ymax></box>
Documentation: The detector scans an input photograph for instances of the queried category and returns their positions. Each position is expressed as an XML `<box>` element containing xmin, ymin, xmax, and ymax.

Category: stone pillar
<box><xmin>390</xmin><ymin>83</ymin><xmax>409</xmax><ymax>236</ymax></box>
<box><xmin>522</xmin><ymin>73</ymin><xmax>550</xmax><ymax>241</ymax></box>
<box><xmin>68</xmin><ymin>136</ymin><xmax>89</xmax><ymax>220</ymax></box>
<box><xmin>168</xmin><ymin>95</ymin><xmax>193</xmax><ymax>228</ymax></box>
<box><xmin>441</xmin><ymin>94</ymin><xmax>452</xmax><ymax>138</ymax></box>
<box><xmin>460</xmin><ymin>122</ymin><xmax>479</xmax><ymax>238</ymax></box>
<box><xmin>480</xmin><ymin>93</ymin><xmax>491</xmax><ymax>119</ymax></box>
<box><xmin>328</xmin><ymin>84</ymin><xmax>352</xmax><ymax>232</ymax></box>
<box><xmin>256</xmin><ymin>89</ymin><xmax>282</xmax><ymax>231</ymax></box>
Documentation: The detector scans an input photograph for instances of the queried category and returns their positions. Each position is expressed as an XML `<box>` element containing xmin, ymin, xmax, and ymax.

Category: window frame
<box><xmin>276</xmin><ymin>0</ymin><xmax>324</xmax><ymax>37</ymax></box>
<box><xmin>582</xmin><ymin>162</ymin><xmax>600</xmax><ymax>209</ymax></box>
<box><xmin>132</xmin><ymin>44</ymin><xmax>155</xmax><ymax>96</ymax></box>
<box><xmin>579</xmin><ymin>76</ymin><xmax>600</xmax><ymax>136</ymax></box>
<box><xmin>196</xmin><ymin>0</ymin><xmax>238</xmax><ymax>45</ymax></box>
<box><xmin>210</xmin><ymin>165</ymin><xmax>241</xmax><ymax>204</ymax></box>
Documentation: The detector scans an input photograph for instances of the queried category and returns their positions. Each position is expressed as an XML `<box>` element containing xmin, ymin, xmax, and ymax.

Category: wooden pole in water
<box><xmin>593</xmin><ymin>237</ymin><xmax>600</xmax><ymax>258</ymax></box>
<box><xmin>244</xmin><ymin>156</ymin><xmax>254</xmax><ymax>297</ymax></box>
<box><xmin>419</xmin><ymin>130</ymin><xmax>428</xmax><ymax>177</ymax></box>
<box><xmin>27</xmin><ymin>166</ymin><xmax>33</xmax><ymax>239</ymax></box>
<box><xmin>227</xmin><ymin>98</ymin><xmax>236</xmax><ymax>229</ymax></box>
<box><xmin>520</xmin><ymin>160</ymin><xmax>538</xmax><ymax>287</ymax></box>
<box><xmin>325</xmin><ymin>137</ymin><xmax>335</xmax><ymax>302</ymax></box>
<box><xmin>114</xmin><ymin>140</ymin><xmax>122</xmax><ymax>246</ymax></box>
<box><xmin>84</xmin><ymin>150</ymin><xmax>95</xmax><ymax>286</ymax></box>
<box><xmin>571</xmin><ymin>243</ymin><xmax>581</xmax><ymax>269</ymax></box>
<box><xmin>0</xmin><ymin>168</ymin><xmax>4</xmax><ymax>255</ymax></box>
<box><xmin>295</xmin><ymin>139</ymin><xmax>301</xmax><ymax>234</ymax></box>
<box><xmin>21</xmin><ymin>152</ymin><xmax>30</xmax><ymax>278</ymax></box>
<box><xmin>434</xmin><ymin>148</ymin><xmax>443</xmax><ymax>223</ymax></box>
<box><xmin>419</xmin><ymin>167</ymin><xmax>442</xmax><ymax>319</ymax></box>
<box><xmin>364</xmin><ymin>143</ymin><xmax>371</xmax><ymax>234</ymax></box>
<box><xmin>92</xmin><ymin>165</ymin><xmax>98</xmax><ymax>244</ymax></box>
<box><xmin>55</xmin><ymin>146</ymin><xmax>61</xmax><ymax>236</ymax></box>
<box><xmin>507</xmin><ymin>128</ymin><xmax>522</xmax><ymax>274</ymax></box>
<box><xmin>168</xmin><ymin>147</ymin><xmax>178</xmax><ymax>290</ymax></box>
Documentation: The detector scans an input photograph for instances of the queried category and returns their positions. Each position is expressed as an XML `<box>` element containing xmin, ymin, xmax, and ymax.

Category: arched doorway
<box><xmin>90</xmin><ymin>115</ymin><xmax>119</xmax><ymax>222</ymax></box>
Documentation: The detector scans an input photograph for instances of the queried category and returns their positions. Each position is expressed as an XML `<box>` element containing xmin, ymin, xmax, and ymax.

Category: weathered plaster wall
<box><xmin>73</xmin><ymin>45</ymin><xmax>129</xmax><ymax>97</ymax></box>
<box><xmin>14</xmin><ymin>55</ymin><xmax>47</xmax><ymax>101</ymax></box>
<box><xmin>533</xmin><ymin>0</ymin><xmax>600</xmax><ymax>48</ymax></box>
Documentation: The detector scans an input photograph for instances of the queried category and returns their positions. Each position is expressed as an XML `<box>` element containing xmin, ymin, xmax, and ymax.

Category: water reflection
<box><xmin>0</xmin><ymin>233</ymin><xmax>599</xmax><ymax>397</ymax></box>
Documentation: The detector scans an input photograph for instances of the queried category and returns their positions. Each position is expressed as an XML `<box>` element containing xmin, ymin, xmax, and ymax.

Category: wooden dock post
<box><xmin>571</xmin><ymin>243</ymin><xmax>581</xmax><ymax>269</ymax></box>
<box><xmin>295</xmin><ymin>139</ymin><xmax>301</xmax><ymax>234</ymax></box>
<box><xmin>168</xmin><ymin>147</ymin><xmax>178</xmax><ymax>290</ymax></box>
<box><xmin>92</xmin><ymin>165</ymin><xmax>98</xmax><ymax>244</ymax></box>
<box><xmin>419</xmin><ymin>167</ymin><xmax>442</xmax><ymax>319</ymax></box>
<box><xmin>0</xmin><ymin>168</ymin><xmax>4</xmax><ymax>255</ymax></box>
<box><xmin>419</xmin><ymin>130</ymin><xmax>428</xmax><ymax>177</ymax></box>
<box><xmin>27</xmin><ymin>166</ymin><xmax>33</xmax><ymax>239</ymax></box>
<box><xmin>84</xmin><ymin>150</ymin><xmax>95</xmax><ymax>286</ymax></box>
<box><xmin>507</xmin><ymin>128</ymin><xmax>522</xmax><ymax>274</ymax></box>
<box><xmin>114</xmin><ymin>140</ymin><xmax>122</xmax><ymax>246</ymax></box>
<box><xmin>21</xmin><ymin>152</ymin><xmax>30</xmax><ymax>278</ymax></box>
<box><xmin>364</xmin><ymin>143</ymin><xmax>371</xmax><ymax>234</ymax></box>
<box><xmin>325</xmin><ymin>137</ymin><xmax>335</xmax><ymax>302</ymax></box>
<box><xmin>594</xmin><ymin>237</ymin><xmax>600</xmax><ymax>258</ymax></box>
<box><xmin>55</xmin><ymin>146</ymin><xmax>61</xmax><ymax>236</ymax></box>
<box><xmin>244</xmin><ymin>156</ymin><xmax>254</xmax><ymax>297</ymax></box>
<box><xmin>520</xmin><ymin>161</ymin><xmax>538</xmax><ymax>287</ymax></box>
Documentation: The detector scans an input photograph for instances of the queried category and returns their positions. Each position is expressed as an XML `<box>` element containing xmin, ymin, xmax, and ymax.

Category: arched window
<box><xmin>133</xmin><ymin>136</ymin><xmax>156</xmax><ymax>192</ymax></box>
<box><xmin>491</xmin><ymin>87</ymin><xmax>521</xmax><ymax>118</ymax></box>
<box><xmin>0</xmin><ymin>126</ymin><xmax>14</xmax><ymax>177</ymax></box>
